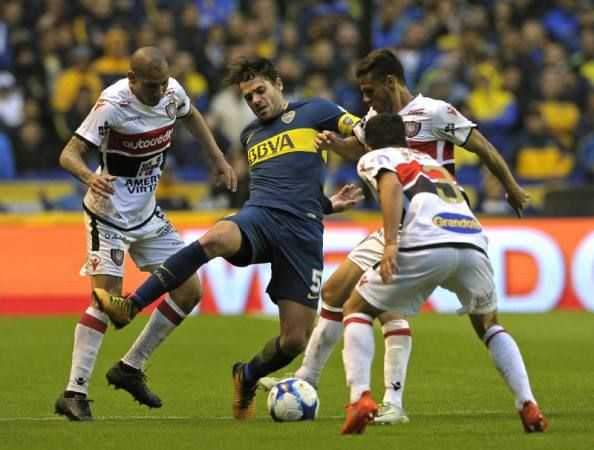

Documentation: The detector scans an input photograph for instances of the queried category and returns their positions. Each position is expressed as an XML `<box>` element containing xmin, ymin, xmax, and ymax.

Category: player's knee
<box><xmin>321</xmin><ymin>282</ymin><xmax>343</xmax><ymax>308</ymax></box>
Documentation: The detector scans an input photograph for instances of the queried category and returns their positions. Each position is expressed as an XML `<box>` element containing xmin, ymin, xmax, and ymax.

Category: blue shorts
<box><xmin>223</xmin><ymin>206</ymin><xmax>323</xmax><ymax>309</ymax></box>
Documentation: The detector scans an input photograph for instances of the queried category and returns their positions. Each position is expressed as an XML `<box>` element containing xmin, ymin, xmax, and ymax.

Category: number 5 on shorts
<box><xmin>308</xmin><ymin>269</ymin><xmax>323</xmax><ymax>300</ymax></box>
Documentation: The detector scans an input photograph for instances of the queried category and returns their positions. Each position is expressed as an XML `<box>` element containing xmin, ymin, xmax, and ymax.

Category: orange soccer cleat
<box><xmin>341</xmin><ymin>391</ymin><xmax>378</xmax><ymax>435</ymax></box>
<box><xmin>519</xmin><ymin>401</ymin><xmax>549</xmax><ymax>433</ymax></box>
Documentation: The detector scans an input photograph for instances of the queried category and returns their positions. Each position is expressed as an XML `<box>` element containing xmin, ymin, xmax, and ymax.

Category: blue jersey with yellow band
<box><xmin>240</xmin><ymin>97</ymin><xmax>359</xmax><ymax>219</ymax></box>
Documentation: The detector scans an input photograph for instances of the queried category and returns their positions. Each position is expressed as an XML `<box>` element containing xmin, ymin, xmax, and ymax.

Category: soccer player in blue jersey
<box><xmin>93</xmin><ymin>57</ymin><xmax>364</xmax><ymax>419</ymax></box>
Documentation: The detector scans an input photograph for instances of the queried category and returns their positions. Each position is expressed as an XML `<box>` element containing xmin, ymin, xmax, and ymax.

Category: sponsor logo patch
<box><xmin>432</xmin><ymin>212</ymin><xmax>482</xmax><ymax>234</ymax></box>
<box><xmin>404</xmin><ymin>121</ymin><xmax>421</xmax><ymax>138</ymax></box>
<box><xmin>110</xmin><ymin>249</ymin><xmax>125</xmax><ymax>266</ymax></box>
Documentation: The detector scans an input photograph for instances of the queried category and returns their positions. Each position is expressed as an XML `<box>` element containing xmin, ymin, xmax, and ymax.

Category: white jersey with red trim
<box><xmin>357</xmin><ymin>147</ymin><xmax>487</xmax><ymax>252</ymax></box>
<box><xmin>353</xmin><ymin>94</ymin><xmax>476</xmax><ymax>174</ymax></box>
<box><xmin>76</xmin><ymin>77</ymin><xmax>191</xmax><ymax>229</ymax></box>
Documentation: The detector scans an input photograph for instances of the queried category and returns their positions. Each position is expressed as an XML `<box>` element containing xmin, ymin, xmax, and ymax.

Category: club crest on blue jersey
<box><xmin>432</xmin><ymin>212</ymin><xmax>481</xmax><ymax>234</ymax></box>
<box><xmin>281</xmin><ymin>110</ymin><xmax>296</xmax><ymax>124</ymax></box>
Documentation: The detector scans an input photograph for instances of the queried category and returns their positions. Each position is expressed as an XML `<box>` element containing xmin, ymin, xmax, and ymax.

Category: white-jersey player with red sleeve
<box><xmin>77</xmin><ymin>77</ymin><xmax>190</xmax><ymax>230</ymax></box>
<box><xmin>357</xmin><ymin>147</ymin><xmax>487</xmax><ymax>256</ymax></box>
<box><xmin>353</xmin><ymin>95</ymin><xmax>476</xmax><ymax>175</ymax></box>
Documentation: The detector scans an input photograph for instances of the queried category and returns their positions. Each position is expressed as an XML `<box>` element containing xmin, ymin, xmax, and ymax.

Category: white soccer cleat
<box><xmin>257</xmin><ymin>376</ymin><xmax>283</xmax><ymax>392</ymax></box>
<box><xmin>372</xmin><ymin>402</ymin><xmax>410</xmax><ymax>424</ymax></box>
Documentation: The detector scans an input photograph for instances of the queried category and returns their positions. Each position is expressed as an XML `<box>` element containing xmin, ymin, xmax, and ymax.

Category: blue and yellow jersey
<box><xmin>240</xmin><ymin>97</ymin><xmax>359</xmax><ymax>219</ymax></box>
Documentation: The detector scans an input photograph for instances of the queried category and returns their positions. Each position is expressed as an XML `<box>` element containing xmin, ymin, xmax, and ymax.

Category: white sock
<box><xmin>484</xmin><ymin>325</ymin><xmax>536</xmax><ymax>409</ymax></box>
<box><xmin>121</xmin><ymin>297</ymin><xmax>186</xmax><ymax>370</ymax></box>
<box><xmin>295</xmin><ymin>303</ymin><xmax>343</xmax><ymax>386</ymax></box>
<box><xmin>65</xmin><ymin>306</ymin><xmax>109</xmax><ymax>395</ymax></box>
<box><xmin>381</xmin><ymin>319</ymin><xmax>412</xmax><ymax>408</ymax></box>
<box><xmin>342</xmin><ymin>313</ymin><xmax>374</xmax><ymax>404</ymax></box>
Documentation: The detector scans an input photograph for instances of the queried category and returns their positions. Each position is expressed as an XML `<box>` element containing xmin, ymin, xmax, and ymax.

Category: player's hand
<box><xmin>505</xmin><ymin>186</ymin><xmax>530</xmax><ymax>218</ymax></box>
<box><xmin>380</xmin><ymin>243</ymin><xmax>398</xmax><ymax>283</ymax></box>
<box><xmin>213</xmin><ymin>157</ymin><xmax>237</xmax><ymax>192</ymax></box>
<box><xmin>315</xmin><ymin>130</ymin><xmax>343</xmax><ymax>152</ymax></box>
<box><xmin>88</xmin><ymin>174</ymin><xmax>116</xmax><ymax>199</ymax></box>
<box><xmin>329</xmin><ymin>184</ymin><xmax>365</xmax><ymax>213</ymax></box>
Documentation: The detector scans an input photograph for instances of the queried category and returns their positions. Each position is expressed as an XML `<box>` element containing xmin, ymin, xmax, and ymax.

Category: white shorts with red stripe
<box><xmin>347</xmin><ymin>229</ymin><xmax>385</xmax><ymax>271</ymax></box>
<box><xmin>80</xmin><ymin>207</ymin><xmax>186</xmax><ymax>278</ymax></box>
<box><xmin>356</xmin><ymin>246</ymin><xmax>497</xmax><ymax>316</ymax></box>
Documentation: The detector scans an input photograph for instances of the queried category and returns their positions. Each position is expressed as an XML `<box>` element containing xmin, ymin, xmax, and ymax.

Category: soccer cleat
<box><xmin>257</xmin><ymin>375</ymin><xmax>281</xmax><ymax>392</ymax></box>
<box><xmin>232</xmin><ymin>362</ymin><xmax>257</xmax><ymax>420</ymax></box>
<box><xmin>372</xmin><ymin>402</ymin><xmax>410</xmax><ymax>424</ymax></box>
<box><xmin>92</xmin><ymin>288</ymin><xmax>138</xmax><ymax>329</ymax></box>
<box><xmin>106</xmin><ymin>361</ymin><xmax>162</xmax><ymax>408</ymax></box>
<box><xmin>519</xmin><ymin>401</ymin><xmax>549</xmax><ymax>432</ymax></box>
<box><xmin>54</xmin><ymin>392</ymin><xmax>93</xmax><ymax>421</ymax></box>
<box><xmin>341</xmin><ymin>391</ymin><xmax>378</xmax><ymax>435</ymax></box>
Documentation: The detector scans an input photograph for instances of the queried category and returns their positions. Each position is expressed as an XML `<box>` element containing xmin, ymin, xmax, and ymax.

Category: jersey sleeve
<box><xmin>356</xmin><ymin>149</ymin><xmax>398</xmax><ymax>191</ymax></box>
<box><xmin>312</xmin><ymin>98</ymin><xmax>360</xmax><ymax>136</ymax></box>
<box><xmin>352</xmin><ymin>107</ymin><xmax>377</xmax><ymax>145</ymax></box>
<box><xmin>169</xmin><ymin>78</ymin><xmax>192</xmax><ymax>118</ymax></box>
<box><xmin>431</xmin><ymin>101</ymin><xmax>476</xmax><ymax>145</ymax></box>
<box><xmin>75</xmin><ymin>98</ymin><xmax>120</xmax><ymax>147</ymax></box>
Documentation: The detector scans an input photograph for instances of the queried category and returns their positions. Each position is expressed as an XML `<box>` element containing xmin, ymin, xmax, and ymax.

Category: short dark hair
<box><xmin>225</xmin><ymin>57</ymin><xmax>280</xmax><ymax>85</ymax></box>
<box><xmin>364</xmin><ymin>113</ymin><xmax>407</xmax><ymax>149</ymax></box>
<box><xmin>355</xmin><ymin>48</ymin><xmax>406</xmax><ymax>84</ymax></box>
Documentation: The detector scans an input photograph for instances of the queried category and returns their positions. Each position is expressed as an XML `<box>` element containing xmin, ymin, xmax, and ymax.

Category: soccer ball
<box><xmin>266</xmin><ymin>377</ymin><xmax>319</xmax><ymax>422</ymax></box>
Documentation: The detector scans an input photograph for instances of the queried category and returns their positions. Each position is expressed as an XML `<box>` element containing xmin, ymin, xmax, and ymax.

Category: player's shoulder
<box><xmin>240</xmin><ymin>118</ymin><xmax>262</xmax><ymax>146</ymax></box>
<box><xmin>402</xmin><ymin>94</ymin><xmax>448</xmax><ymax>116</ymax></box>
<box><xmin>165</xmin><ymin>77</ymin><xmax>187</xmax><ymax>97</ymax></box>
<box><xmin>295</xmin><ymin>96</ymin><xmax>345</xmax><ymax>114</ymax></box>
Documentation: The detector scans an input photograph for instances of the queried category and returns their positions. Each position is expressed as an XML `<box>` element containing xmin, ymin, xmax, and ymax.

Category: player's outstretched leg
<box><xmin>93</xmin><ymin>288</ymin><xmax>138</xmax><ymax>329</ymax></box>
<box><xmin>477</xmin><ymin>318</ymin><xmax>549</xmax><ymax>432</ymax></box>
<box><xmin>232</xmin><ymin>362</ymin><xmax>258</xmax><ymax>420</ymax></box>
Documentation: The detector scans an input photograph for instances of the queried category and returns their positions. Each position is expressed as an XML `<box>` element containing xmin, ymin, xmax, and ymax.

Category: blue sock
<box><xmin>132</xmin><ymin>242</ymin><xmax>209</xmax><ymax>310</ymax></box>
<box><xmin>242</xmin><ymin>337</ymin><xmax>296</xmax><ymax>386</ymax></box>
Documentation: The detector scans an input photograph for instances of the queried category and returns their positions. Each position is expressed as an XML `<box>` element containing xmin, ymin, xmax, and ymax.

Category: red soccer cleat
<box><xmin>341</xmin><ymin>391</ymin><xmax>378</xmax><ymax>435</ymax></box>
<box><xmin>519</xmin><ymin>401</ymin><xmax>549</xmax><ymax>433</ymax></box>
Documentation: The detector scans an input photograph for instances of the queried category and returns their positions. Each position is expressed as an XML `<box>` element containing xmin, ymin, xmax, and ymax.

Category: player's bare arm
<box><xmin>58</xmin><ymin>136</ymin><xmax>115</xmax><ymax>199</ymax></box>
<box><xmin>180</xmin><ymin>105</ymin><xmax>238</xmax><ymax>192</ymax></box>
<box><xmin>377</xmin><ymin>171</ymin><xmax>403</xmax><ymax>283</ymax></box>
<box><xmin>315</xmin><ymin>132</ymin><xmax>366</xmax><ymax>161</ymax></box>
<box><xmin>328</xmin><ymin>184</ymin><xmax>365</xmax><ymax>213</ymax></box>
<box><xmin>463</xmin><ymin>129</ymin><xmax>529</xmax><ymax>217</ymax></box>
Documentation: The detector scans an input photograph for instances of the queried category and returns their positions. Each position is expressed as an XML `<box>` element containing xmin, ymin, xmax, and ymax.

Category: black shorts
<box><xmin>223</xmin><ymin>206</ymin><xmax>323</xmax><ymax>309</ymax></box>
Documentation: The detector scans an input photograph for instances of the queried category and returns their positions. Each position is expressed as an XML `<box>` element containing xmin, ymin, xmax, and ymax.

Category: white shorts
<box><xmin>347</xmin><ymin>229</ymin><xmax>385</xmax><ymax>271</ymax></box>
<box><xmin>80</xmin><ymin>207</ymin><xmax>186</xmax><ymax>277</ymax></box>
<box><xmin>356</xmin><ymin>246</ymin><xmax>497</xmax><ymax>316</ymax></box>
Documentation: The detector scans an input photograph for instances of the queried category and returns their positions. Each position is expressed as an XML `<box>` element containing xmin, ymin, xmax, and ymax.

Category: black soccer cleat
<box><xmin>54</xmin><ymin>392</ymin><xmax>93</xmax><ymax>421</ymax></box>
<box><xmin>106</xmin><ymin>361</ymin><xmax>162</xmax><ymax>408</ymax></box>
<box><xmin>232</xmin><ymin>362</ymin><xmax>257</xmax><ymax>420</ymax></box>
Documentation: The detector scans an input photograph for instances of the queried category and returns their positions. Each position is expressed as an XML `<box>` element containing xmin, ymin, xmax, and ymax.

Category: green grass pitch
<box><xmin>1</xmin><ymin>312</ymin><xmax>592</xmax><ymax>450</ymax></box>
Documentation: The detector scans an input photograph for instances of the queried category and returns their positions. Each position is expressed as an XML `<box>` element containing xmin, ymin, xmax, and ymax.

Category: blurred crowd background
<box><xmin>1</xmin><ymin>0</ymin><xmax>593</xmax><ymax>215</ymax></box>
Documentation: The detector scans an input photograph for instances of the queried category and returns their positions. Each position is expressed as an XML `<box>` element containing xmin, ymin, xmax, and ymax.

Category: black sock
<box><xmin>243</xmin><ymin>337</ymin><xmax>297</xmax><ymax>385</ymax></box>
<box><xmin>132</xmin><ymin>242</ymin><xmax>209</xmax><ymax>310</ymax></box>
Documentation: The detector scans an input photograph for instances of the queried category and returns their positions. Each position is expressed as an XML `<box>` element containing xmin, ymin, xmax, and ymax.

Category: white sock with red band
<box><xmin>122</xmin><ymin>296</ymin><xmax>186</xmax><ymax>370</ymax></box>
<box><xmin>484</xmin><ymin>324</ymin><xmax>536</xmax><ymax>409</ymax></box>
<box><xmin>381</xmin><ymin>319</ymin><xmax>412</xmax><ymax>408</ymax></box>
<box><xmin>66</xmin><ymin>306</ymin><xmax>109</xmax><ymax>395</ymax></box>
<box><xmin>342</xmin><ymin>313</ymin><xmax>374</xmax><ymax>403</ymax></box>
<box><xmin>295</xmin><ymin>302</ymin><xmax>343</xmax><ymax>386</ymax></box>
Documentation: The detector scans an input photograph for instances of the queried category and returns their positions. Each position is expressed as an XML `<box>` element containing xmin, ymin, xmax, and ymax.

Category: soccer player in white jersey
<box><xmin>340</xmin><ymin>112</ymin><xmax>548</xmax><ymax>435</ymax></box>
<box><xmin>260</xmin><ymin>48</ymin><xmax>530</xmax><ymax>425</ymax></box>
<box><xmin>54</xmin><ymin>47</ymin><xmax>237</xmax><ymax>421</ymax></box>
